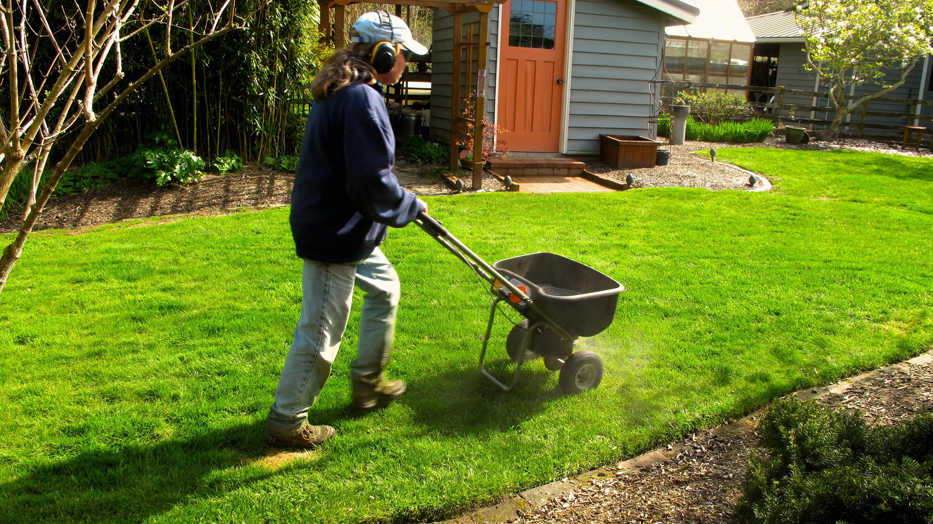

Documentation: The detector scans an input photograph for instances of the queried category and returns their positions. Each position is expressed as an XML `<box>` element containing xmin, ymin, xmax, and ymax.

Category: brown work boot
<box><xmin>267</xmin><ymin>422</ymin><xmax>336</xmax><ymax>449</ymax></box>
<box><xmin>352</xmin><ymin>375</ymin><xmax>407</xmax><ymax>409</ymax></box>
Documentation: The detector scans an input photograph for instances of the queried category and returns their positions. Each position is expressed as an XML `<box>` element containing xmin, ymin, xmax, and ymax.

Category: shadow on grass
<box><xmin>399</xmin><ymin>357</ymin><xmax>565</xmax><ymax>436</ymax></box>
<box><xmin>835</xmin><ymin>151</ymin><xmax>933</xmax><ymax>183</ymax></box>
<box><xmin>0</xmin><ymin>420</ymin><xmax>280</xmax><ymax>523</ymax></box>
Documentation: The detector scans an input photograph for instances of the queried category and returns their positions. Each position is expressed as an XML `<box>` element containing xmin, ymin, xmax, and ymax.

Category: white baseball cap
<box><xmin>350</xmin><ymin>11</ymin><xmax>429</xmax><ymax>56</ymax></box>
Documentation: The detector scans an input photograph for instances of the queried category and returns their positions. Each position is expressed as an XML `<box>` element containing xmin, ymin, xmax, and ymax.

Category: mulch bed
<box><xmin>5</xmin><ymin>136</ymin><xmax>930</xmax><ymax>235</ymax></box>
<box><xmin>0</xmin><ymin>166</ymin><xmax>296</xmax><ymax>234</ymax></box>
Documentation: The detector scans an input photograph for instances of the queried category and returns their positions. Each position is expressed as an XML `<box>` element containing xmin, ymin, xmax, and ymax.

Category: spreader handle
<box><xmin>414</xmin><ymin>211</ymin><xmax>446</xmax><ymax>238</ymax></box>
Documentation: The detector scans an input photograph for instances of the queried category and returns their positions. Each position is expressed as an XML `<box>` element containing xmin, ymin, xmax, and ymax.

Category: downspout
<box><xmin>559</xmin><ymin>0</ymin><xmax>576</xmax><ymax>154</ymax></box>
<box><xmin>914</xmin><ymin>54</ymin><xmax>930</xmax><ymax>126</ymax></box>
<box><xmin>651</xmin><ymin>27</ymin><xmax>664</xmax><ymax>138</ymax></box>
<box><xmin>494</xmin><ymin>5</ymin><xmax>503</xmax><ymax>151</ymax></box>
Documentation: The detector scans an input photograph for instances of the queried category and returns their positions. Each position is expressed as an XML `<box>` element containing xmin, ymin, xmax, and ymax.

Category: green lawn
<box><xmin>1</xmin><ymin>147</ymin><xmax>931</xmax><ymax>522</ymax></box>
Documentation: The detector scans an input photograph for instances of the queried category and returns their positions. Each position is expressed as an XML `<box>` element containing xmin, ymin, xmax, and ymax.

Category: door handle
<box><xmin>556</xmin><ymin>78</ymin><xmax>563</xmax><ymax>85</ymax></box>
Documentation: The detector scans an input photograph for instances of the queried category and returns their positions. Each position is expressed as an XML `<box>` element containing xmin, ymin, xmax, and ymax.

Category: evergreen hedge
<box><xmin>735</xmin><ymin>399</ymin><xmax>933</xmax><ymax>523</ymax></box>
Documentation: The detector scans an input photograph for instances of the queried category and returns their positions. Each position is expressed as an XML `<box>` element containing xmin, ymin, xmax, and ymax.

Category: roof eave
<box><xmin>635</xmin><ymin>0</ymin><xmax>699</xmax><ymax>25</ymax></box>
<box><xmin>757</xmin><ymin>37</ymin><xmax>806</xmax><ymax>43</ymax></box>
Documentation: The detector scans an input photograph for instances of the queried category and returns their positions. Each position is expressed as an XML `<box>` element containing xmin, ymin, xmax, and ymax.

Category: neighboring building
<box><xmin>747</xmin><ymin>10</ymin><xmax>933</xmax><ymax>137</ymax></box>
<box><xmin>662</xmin><ymin>0</ymin><xmax>756</xmax><ymax>94</ymax></box>
<box><xmin>430</xmin><ymin>0</ymin><xmax>700</xmax><ymax>155</ymax></box>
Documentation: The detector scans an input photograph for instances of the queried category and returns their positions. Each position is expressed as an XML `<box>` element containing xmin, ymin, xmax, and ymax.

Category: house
<box><xmin>429</xmin><ymin>0</ymin><xmax>700</xmax><ymax>155</ymax></box>
<box><xmin>746</xmin><ymin>10</ymin><xmax>933</xmax><ymax>137</ymax></box>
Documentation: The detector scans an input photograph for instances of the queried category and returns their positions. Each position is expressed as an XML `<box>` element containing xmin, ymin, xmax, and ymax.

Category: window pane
<box><xmin>710</xmin><ymin>41</ymin><xmax>730</xmax><ymax>75</ymax></box>
<box><xmin>509</xmin><ymin>0</ymin><xmax>556</xmax><ymax>49</ymax></box>
<box><xmin>687</xmin><ymin>40</ymin><xmax>707</xmax><ymax>75</ymax></box>
<box><xmin>665</xmin><ymin>38</ymin><xmax>686</xmax><ymax>56</ymax></box>
<box><xmin>708</xmin><ymin>74</ymin><xmax>728</xmax><ymax>85</ymax></box>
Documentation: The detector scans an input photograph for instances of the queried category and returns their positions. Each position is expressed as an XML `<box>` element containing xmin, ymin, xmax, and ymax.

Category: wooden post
<box><xmin>450</xmin><ymin>12</ymin><xmax>462</xmax><ymax>173</ymax></box>
<box><xmin>334</xmin><ymin>4</ymin><xmax>346</xmax><ymax>50</ymax></box>
<box><xmin>319</xmin><ymin>0</ymin><xmax>331</xmax><ymax>45</ymax></box>
<box><xmin>858</xmin><ymin>103</ymin><xmax>868</xmax><ymax>138</ymax></box>
<box><xmin>472</xmin><ymin>8</ymin><xmax>491</xmax><ymax>190</ymax></box>
<box><xmin>775</xmin><ymin>86</ymin><xmax>785</xmax><ymax>128</ymax></box>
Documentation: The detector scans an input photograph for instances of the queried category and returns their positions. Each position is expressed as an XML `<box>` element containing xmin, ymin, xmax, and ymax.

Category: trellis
<box><xmin>318</xmin><ymin>0</ymin><xmax>503</xmax><ymax>188</ymax></box>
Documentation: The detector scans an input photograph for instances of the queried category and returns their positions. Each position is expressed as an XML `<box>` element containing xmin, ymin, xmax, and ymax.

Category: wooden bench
<box><xmin>903</xmin><ymin>125</ymin><xmax>926</xmax><ymax>147</ymax></box>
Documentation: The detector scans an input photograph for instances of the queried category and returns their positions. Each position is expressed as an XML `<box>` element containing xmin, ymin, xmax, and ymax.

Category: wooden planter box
<box><xmin>599</xmin><ymin>135</ymin><xmax>661</xmax><ymax>169</ymax></box>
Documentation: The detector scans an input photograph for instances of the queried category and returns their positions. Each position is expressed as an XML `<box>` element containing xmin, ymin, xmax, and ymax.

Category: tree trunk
<box><xmin>0</xmin><ymin>123</ymin><xmax>98</xmax><ymax>297</ymax></box>
<box><xmin>0</xmin><ymin>149</ymin><xmax>25</xmax><ymax>211</ymax></box>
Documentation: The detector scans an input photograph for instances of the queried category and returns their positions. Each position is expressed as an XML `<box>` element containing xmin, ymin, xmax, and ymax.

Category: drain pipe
<box><xmin>914</xmin><ymin>54</ymin><xmax>930</xmax><ymax>126</ymax></box>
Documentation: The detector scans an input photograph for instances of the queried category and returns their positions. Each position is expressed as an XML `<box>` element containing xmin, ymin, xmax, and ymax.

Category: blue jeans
<box><xmin>267</xmin><ymin>248</ymin><xmax>401</xmax><ymax>431</ymax></box>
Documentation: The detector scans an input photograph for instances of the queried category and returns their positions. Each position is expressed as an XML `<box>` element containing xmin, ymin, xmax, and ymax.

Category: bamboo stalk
<box><xmin>189</xmin><ymin>6</ymin><xmax>197</xmax><ymax>153</ymax></box>
<box><xmin>146</xmin><ymin>28</ymin><xmax>183</xmax><ymax>147</ymax></box>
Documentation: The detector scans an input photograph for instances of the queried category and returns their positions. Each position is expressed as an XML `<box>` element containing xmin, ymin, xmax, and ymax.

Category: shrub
<box><xmin>139</xmin><ymin>148</ymin><xmax>206</xmax><ymax>186</ymax></box>
<box><xmin>674</xmin><ymin>90</ymin><xmax>752</xmax><ymax>125</ymax></box>
<box><xmin>734</xmin><ymin>399</ymin><xmax>933</xmax><ymax>523</ymax></box>
<box><xmin>263</xmin><ymin>155</ymin><xmax>299</xmax><ymax>173</ymax></box>
<box><xmin>657</xmin><ymin>114</ymin><xmax>671</xmax><ymax>138</ymax></box>
<box><xmin>211</xmin><ymin>151</ymin><xmax>243</xmax><ymax>175</ymax></box>
<box><xmin>123</xmin><ymin>132</ymin><xmax>205</xmax><ymax>186</ymax></box>
<box><xmin>397</xmin><ymin>136</ymin><xmax>448</xmax><ymax>165</ymax></box>
<box><xmin>57</xmin><ymin>162</ymin><xmax>121</xmax><ymax>194</ymax></box>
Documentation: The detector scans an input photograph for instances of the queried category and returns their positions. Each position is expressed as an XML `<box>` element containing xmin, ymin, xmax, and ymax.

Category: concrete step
<box><xmin>487</xmin><ymin>157</ymin><xmax>585</xmax><ymax>178</ymax></box>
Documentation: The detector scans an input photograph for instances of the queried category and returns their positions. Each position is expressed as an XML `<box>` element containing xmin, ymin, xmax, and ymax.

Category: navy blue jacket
<box><xmin>290</xmin><ymin>82</ymin><xmax>424</xmax><ymax>263</ymax></box>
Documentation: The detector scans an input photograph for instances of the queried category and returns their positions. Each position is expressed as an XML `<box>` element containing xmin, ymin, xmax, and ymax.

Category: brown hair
<box><xmin>310</xmin><ymin>44</ymin><xmax>377</xmax><ymax>100</ymax></box>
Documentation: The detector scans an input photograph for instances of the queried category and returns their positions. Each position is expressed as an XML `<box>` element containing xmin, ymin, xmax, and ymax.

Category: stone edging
<box><xmin>436</xmin><ymin>350</ymin><xmax>933</xmax><ymax>524</ymax></box>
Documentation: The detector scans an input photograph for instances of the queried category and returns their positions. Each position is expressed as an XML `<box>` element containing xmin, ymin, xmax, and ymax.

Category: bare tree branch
<box><xmin>30</xmin><ymin>0</ymin><xmax>65</xmax><ymax>67</ymax></box>
<box><xmin>6</xmin><ymin>0</ymin><xmax>20</xmax><ymax>153</ymax></box>
<box><xmin>165</xmin><ymin>0</ymin><xmax>174</xmax><ymax>54</ymax></box>
<box><xmin>83</xmin><ymin>0</ymin><xmax>97</xmax><ymax>121</ymax></box>
<box><xmin>0</xmin><ymin>0</ymin><xmax>258</xmax><ymax>296</ymax></box>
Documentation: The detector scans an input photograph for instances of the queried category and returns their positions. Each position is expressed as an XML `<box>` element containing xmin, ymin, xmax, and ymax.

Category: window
<box><xmin>509</xmin><ymin>0</ymin><xmax>556</xmax><ymax>49</ymax></box>
<box><xmin>663</xmin><ymin>37</ymin><xmax>754</xmax><ymax>90</ymax></box>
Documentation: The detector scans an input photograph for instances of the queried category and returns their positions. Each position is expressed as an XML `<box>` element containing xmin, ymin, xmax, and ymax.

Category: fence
<box><xmin>660</xmin><ymin>81</ymin><xmax>933</xmax><ymax>140</ymax></box>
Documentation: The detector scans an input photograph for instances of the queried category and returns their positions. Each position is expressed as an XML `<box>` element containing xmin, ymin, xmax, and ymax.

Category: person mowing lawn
<box><xmin>266</xmin><ymin>11</ymin><xmax>429</xmax><ymax>449</ymax></box>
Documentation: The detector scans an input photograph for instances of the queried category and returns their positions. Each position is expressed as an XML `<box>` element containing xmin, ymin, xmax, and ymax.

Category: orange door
<box><xmin>498</xmin><ymin>0</ymin><xmax>566</xmax><ymax>152</ymax></box>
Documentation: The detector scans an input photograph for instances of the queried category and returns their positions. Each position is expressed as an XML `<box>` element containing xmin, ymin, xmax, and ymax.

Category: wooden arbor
<box><xmin>318</xmin><ymin>0</ymin><xmax>503</xmax><ymax>189</ymax></box>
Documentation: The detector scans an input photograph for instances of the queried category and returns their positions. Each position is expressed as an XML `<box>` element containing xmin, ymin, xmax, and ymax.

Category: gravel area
<box><xmin>508</xmin><ymin>353</ymin><xmax>933</xmax><ymax>524</ymax></box>
<box><xmin>583</xmin><ymin>141</ymin><xmax>761</xmax><ymax>191</ymax></box>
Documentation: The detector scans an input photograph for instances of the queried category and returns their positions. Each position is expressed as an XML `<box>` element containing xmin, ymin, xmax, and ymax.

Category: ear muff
<box><xmin>370</xmin><ymin>41</ymin><xmax>397</xmax><ymax>74</ymax></box>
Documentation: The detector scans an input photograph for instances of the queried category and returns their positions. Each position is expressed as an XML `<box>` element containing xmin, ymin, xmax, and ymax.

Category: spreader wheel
<box><xmin>558</xmin><ymin>351</ymin><xmax>603</xmax><ymax>394</ymax></box>
<box><xmin>506</xmin><ymin>320</ymin><xmax>538</xmax><ymax>363</ymax></box>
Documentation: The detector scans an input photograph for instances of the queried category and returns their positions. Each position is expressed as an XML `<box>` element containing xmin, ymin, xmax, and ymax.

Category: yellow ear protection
<box><xmin>370</xmin><ymin>11</ymin><xmax>397</xmax><ymax>74</ymax></box>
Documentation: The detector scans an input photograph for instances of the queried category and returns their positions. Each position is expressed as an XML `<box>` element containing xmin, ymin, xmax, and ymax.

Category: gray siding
<box><xmin>430</xmin><ymin>9</ymin><xmax>498</xmax><ymax>144</ymax></box>
<box><xmin>774</xmin><ymin>44</ymin><xmax>816</xmax><ymax>109</ymax></box>
<box><xmin>775</xmin><ymin>44</ymin><xmax>932</xmax><ymax>137</ymax></box>
<box><xmin>566</xmin><ymin>0</ymin><xmax>666</xmax><ymax>155</ymax></box>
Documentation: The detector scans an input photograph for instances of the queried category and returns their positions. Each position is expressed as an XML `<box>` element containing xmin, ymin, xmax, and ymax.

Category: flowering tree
<box><xmin>796</xmin><ymin>0</ymin><xmax>933</xmax><ymax>137</ymax></box>
<box><xmin>0</xmin><ymin>0</ymin><xmax>258</xmax><ymax>297</ymax></box>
